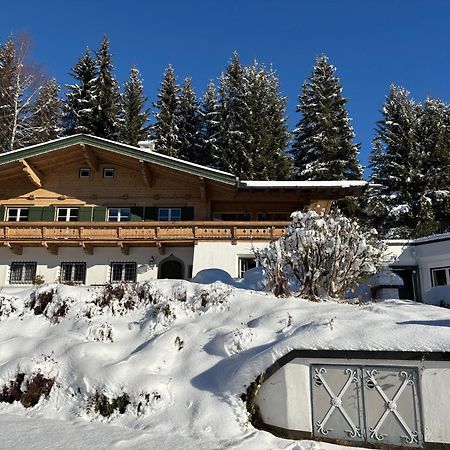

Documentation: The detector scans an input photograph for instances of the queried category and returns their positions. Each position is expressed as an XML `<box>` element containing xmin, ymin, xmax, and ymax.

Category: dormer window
<box><xmin>79</xmin><ymin>168</ymin><xmax>91</xmax><ymax>178</ymax></box>
<box><xmin>57</xmin><ymin>208</ymin><xmax>79</xmax><ymax>222</ymax></box>
<box><xmin>103</xmin><ymin>168</ymin><xmax>115</xmax><ymax>178</ymax></box>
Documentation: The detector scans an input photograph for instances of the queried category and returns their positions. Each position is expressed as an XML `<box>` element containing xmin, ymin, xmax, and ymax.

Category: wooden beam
<box><xmin>156</xmin><ymin>241</ymin><xmax>165</xmax><ymax>255</ymax></box>
<box><xmin>19</xmin><ymin>159</ymin><xmax>44</xmax><ymax>188</ymax></box>
<box><xmin>80</xmin><ymin>242</ymin><xmax>93</xmax><ymax>255</ymax></box>
<box><xmin>139</xmin><ymin>160</ymin><xmax>153</xmax><ymax>187</ymax></box>
<box><xmin>199</xmin><ymin>177</ymin><xmax>207</xmax><ymax>201</ymax></box>
<box><xmin>118</xmin><ymin>242</ymin><xmax>129</xmax><ymax>255</ymax></box>
<box><xmin>81</xmin><ymin>144</ymin><xmax>99</xmax><ymax>172</ymax></box>
<box><xmin>42</xmin><ymin>242</ymin><xmax>58</xmax><ymax>255</ymax></box>
<box><xmin>5</xmin><ymin>242</ymin><xmax>23</xmax><ymax>255</ymax></box>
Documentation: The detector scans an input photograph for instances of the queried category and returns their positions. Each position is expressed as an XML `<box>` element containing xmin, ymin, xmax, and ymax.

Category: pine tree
<box><xmin>119</xmin><ymin>66</ymin><xmax>150</xmax><ymax>146</ymax></box>
<box><xmin>91</xmin><ymin>37</ymin><xmax>121</xmax><ymax>139</ymax></box>
<box><xmin>26</xmin><ymin>78</ymin><xmax>63</xmax><ymax>145</ymax></box>
<box><xmin>201</xmin><ymin>81</ymin><xmax>220</xmax><ymax>168</ymax></box>
<box><xmin>292</xmin><ymin>55</ymin><xmax>362</xmax><ymax>181</ymax></box>
<box><xmin>151</xmin><ymin>65</ymin><xmax>180</xmax><ymax>157</ymax></box>
<box><xmin>177</xmin><ymin>77</ymin><xmax>203</xmax><ymax>163</ymax></box>
<box><xmin>64</xmin><ymin>48</ymin><xmax>98</xmax><ymax>135</ymax></box>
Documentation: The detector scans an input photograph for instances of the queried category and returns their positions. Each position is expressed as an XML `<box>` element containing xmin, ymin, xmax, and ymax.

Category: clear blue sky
<box><xmin>1</xmin><ymin>0</ymin><xmax>450</xmax><ymax>176</ymax></box>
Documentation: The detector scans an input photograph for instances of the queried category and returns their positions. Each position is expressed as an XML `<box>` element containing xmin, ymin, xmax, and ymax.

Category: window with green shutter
<box><xmin>79</xmin><ymin>206</ymin><xmax>93</xmax><ymax>221</ymax></box>
<box><xmin>0</xmin><ymin>206</ymin><xmax>5</xmax><ymax>221</ymax></box>
<box><xmin>42</xmin><ymin>206</ymin><xmax>56</xmax><ymax>221</ymax></box>
<box><xmin>130</xmin><ymin>207</ymin><xmax>144</xmax><ymax>222</ymax></box>
<box><xmin>93</xmin><ymin>207</ymin><xmax>107</xmax><ymax>221</ymax></box>
<box><xmin>27</xmin><ymin>207</ymin><xmax>44</xmax><ymax>221</ymax></box>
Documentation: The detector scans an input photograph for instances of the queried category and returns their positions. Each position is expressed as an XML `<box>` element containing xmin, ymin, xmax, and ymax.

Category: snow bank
<box><xmin>1</xmin><ymin>281</ymin><xmax>450</xmax><ymax>449</ymax></box>
<box><xmin>424</xmin><ymin>284</ymin><xmax>450</xmax><ymax>307</ymax></box>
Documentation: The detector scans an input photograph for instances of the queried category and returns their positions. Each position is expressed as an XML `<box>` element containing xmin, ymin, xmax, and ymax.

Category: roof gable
<box><xmin>0</xmin><ymin>134</ymin><xmax>237</xmax><ymax>185</ymax></box>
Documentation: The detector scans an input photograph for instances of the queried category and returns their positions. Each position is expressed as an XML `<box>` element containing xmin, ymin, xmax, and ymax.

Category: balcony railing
<box><xmin>0</xmin><ymin>221</ymin><xmax>288</xmax><ymax>246</ymax></box>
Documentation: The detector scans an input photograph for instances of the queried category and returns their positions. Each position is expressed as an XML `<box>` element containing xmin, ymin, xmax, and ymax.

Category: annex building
<box><xmin>0</xmin><ymin>135</ymin><xmax>366</xmax><ymax>286</ymax></box>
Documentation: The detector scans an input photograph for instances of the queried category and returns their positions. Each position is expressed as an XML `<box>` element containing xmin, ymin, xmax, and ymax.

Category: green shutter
<box><xmin>93</xmin><ymin>207</ymin><xmax>107</xmax><ymax>221</ymax></box>
<box><xmin>130</xmin><ymin>207</ymin><xmax>144</xmax><ymax>222</ymax></box>
<box><xmin>181</xmin><ymin>207</ymin><xmax>194</xmax><ymax>221</ymax></box>
<box><xmin>79</xmin><ymin>206</ymin><xmax>93</xmax><ymax>221</ymax></box>
<box><xmin>42</xmin><ymin>206</ymin><xmax>56</xmax><ymax>221</ymax></box>
<box><xmin>144</xmin><ymin>207</ymin><xmax>159</xmax><ymax>221</ymax></box>
<box><xmin>28</xmin><ymin>207</ymin><xmax>44</xmax><ymax>221</ymax></box>
<box><xmin>0</xmin><ymin>206</ymin><xmax>5</xmax><ymax>221</ymax></box>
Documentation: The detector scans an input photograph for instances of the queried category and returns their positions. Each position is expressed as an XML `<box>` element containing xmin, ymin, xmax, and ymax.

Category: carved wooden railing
<box><xmin>0</xmin><ymin>221</ymin><xmax>288</xmax><ymax>244</ymax></box>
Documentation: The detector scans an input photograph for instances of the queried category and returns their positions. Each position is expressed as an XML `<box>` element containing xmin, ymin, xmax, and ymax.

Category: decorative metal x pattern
<box><xmin>313</xmin><ymin>367</ymin><xmax>362</xmax><ymax>439</ymax></box>
<box><xmin>366</xmin><ymin>369</ymin><xmax>419</xmax><ymax>445</ymax></box>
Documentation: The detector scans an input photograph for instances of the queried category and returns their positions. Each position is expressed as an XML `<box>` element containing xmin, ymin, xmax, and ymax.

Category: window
<box><xmin>158</xmin><ymin>208</ymin><xmax>181</xmax><ymax>221</ymax></box>
<box><xmin>57</xmin><ymin>208</ymin><xmax>79</xmax><ymax>222</ymax></box>
<box><xmin>103</xmin><ymin>168</ymin><xmax>115</xmax><ymax>178</ymax></box>
<box><xmin>431</xmin><ymin>267</ymin><xmax>450</xmax><ymax>287</ymax></box>
<box><xmin>9</xmin><ymin>262</ymin><xmax>36</xmax><ymax>284</ymax></box>
<box><xmin>238</xmin><ymin>257</ymin><xmax>257</xmax><ymax>278</ymax></box>
<box><xmin>110</xmin><ymin>262</ymin><xmax>137</xmax><ymax>282</ymax></box>
<box><xmin>257</xmin><ymin>212</ymin><xmax>290</xmax><ymax>221</ymax></box>
<box><xmin>60</xmin><ymin>262</ymin><xmax>86</xmax><ymax>283</ymax></box>
<box><xmin>79</xmin><ymin>168</ymin><xmax>91</xmax><ymax>178</ymax></box>
<box><xmin>107</xmin><ymin>208</ymin><xmax>131</xmax><ymax>222</ymax></box>
<box><xmin>6</xmin><ymin>207</ymin><xmax>29</xmax><ymax>222</ymax></box>
<box><xmin>213</xmin><ymin>213</ymin><xmax>251</xmax><ymax>221</ymax></box>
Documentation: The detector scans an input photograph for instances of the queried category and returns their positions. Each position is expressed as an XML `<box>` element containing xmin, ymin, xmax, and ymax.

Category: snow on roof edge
<box><xmin>239</xmin><ymin>180</ymin><xmax>368</xmax><ymax>188</ymax></box>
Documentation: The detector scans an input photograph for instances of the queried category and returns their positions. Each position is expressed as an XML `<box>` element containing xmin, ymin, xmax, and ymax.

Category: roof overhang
<box><xmin>0</xmin><ymin>134</ymin><xmax>237</xmax><ymax>185</ymax></box>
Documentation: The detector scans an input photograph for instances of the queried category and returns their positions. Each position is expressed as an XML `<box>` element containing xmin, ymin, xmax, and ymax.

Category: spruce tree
<box><xmin>367</xmin><ymin>86</ymin><xmax>424</xmax><ymax>237</ymax></box>
<box><xmin>292</xmin><ymin>55</ymin><xmax>362</xmax><ymax>181</ymax></box>
<box><xmin>215</xmin><ymin>52</ymin><xmax>292</xmax><ymax>179</ymax></box>
<box><xmin>151</xmin><ymin>65</ymin><xmax>180</xmax><ymax>157</ymax></box>
<box><xmin>177</xmin><ymin>77</ymin><xmax>203</xmax><ymax>163</ymax></box>
<box><xmin>119</xmin><ymin>66</ymin><xmax>150</xmax><ymax>146</ymax></box>
<box><xmin>91</xmin><ymin>37</ymin><xmax>121</xmax><ymax>139</ymax></box>
<box><xmin>64</xmin><ymin>48</ymin><xmax>98</xmax><ymax>135</ymax></box>
<box><xmin>26</xmin><ymin>78</ymin><xmax>63</xmax><ymax>145</ymax></box>
<box><xmin>201</xmin><ymin>81</ymin><xmax>220</xmax><ymax>168</ymax></box>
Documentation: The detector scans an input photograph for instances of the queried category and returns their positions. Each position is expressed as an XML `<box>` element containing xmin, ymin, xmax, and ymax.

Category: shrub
<box><xmin>28</xmin><ymin>290</ymin><xmax>54</xmax><ymax>315</ymax></box>
<box><xmin>0</xmin><ymin>373</ymin><xmax>54</xmax><ymax>407</ymax></box>
<box><xmin>256</xmin><ymin>209</ymin><xmax>386</xmax><ymax>299</ymax></box>
<box><xmin>88</xmin><ymin>392</ymin><xmax>130</xmax><ymax>417</ymax></box>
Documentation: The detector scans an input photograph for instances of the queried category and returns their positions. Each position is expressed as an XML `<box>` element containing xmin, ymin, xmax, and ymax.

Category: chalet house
<box><xmin>0</xmin><ymin>135</ymin><xmax>366</xmax><ymax>286</ymax></box>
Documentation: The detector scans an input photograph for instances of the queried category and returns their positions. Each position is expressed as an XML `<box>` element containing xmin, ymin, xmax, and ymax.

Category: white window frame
<box><xmin>103</xmin><ymin>168</ymin><xmax>115</xmax><ymax>178</ymax></box>
<box><xmin>110</xmin><ymin>262</ymin><xmax>137</xmax><ymax>282</ymax></box>
<box><xmin>6</xmin><ymin>207</ymin><xmax>29</xmax><ymax>222</ymax></box>
<box><xmin>238</xmin><ymin>256</ymin><xmax>257</xmax><ymax>278</ymax></box>
<box><xmin>158</xmin><ymin>208</ymin><xmax>181</xmax><ymax>221</ymax></box>
<box><xmin>60</xmin><ymin>262</ymin><xmax>86</xmax><ymax>284</ymax></box>
<box><xmin>107</xmin><ymin>208</ymin><xmax>131</xmax><ymax>222</ymax></box>
<box><xmin>57</xmin><ymin>207</ymin><xmax>79</xmax><ymax>222</ymax></box>
<box><xmin>79</xmin><ymin>167</ymin><xmax>91</xmax><ymax>179</ymax></box>
<box><xmin>9</xmin><ymin>262</ymin><xmax>37</xmax><ymax>284</ymax></box>
<box><xmin>431</xmin><ymin>266</ymin><xmax>450</xmax><ymax>287</ymax></box>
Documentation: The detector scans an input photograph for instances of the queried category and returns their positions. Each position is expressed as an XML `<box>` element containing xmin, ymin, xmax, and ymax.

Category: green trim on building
<box><xmin>0</xmin><ymin>134</ymin><xmax>237</xmax><ymax>185</ymax></box>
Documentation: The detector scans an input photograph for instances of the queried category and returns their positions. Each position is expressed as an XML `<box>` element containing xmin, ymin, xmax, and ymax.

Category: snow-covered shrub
<box><xmin>256</xmin><ymin>209</ymin><xmax>386</xmax><ymax>299</ymax></box>
<box><xmin>87</xmin><ymin>392</ymin><xmax>130</xmax><ymax>417</ymax></box>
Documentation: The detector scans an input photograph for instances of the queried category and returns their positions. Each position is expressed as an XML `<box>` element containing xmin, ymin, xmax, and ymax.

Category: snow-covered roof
<box><xmin>239</xmin><ymin>180</ymin><xmax>368</xmax><ymax>189</ymax></box>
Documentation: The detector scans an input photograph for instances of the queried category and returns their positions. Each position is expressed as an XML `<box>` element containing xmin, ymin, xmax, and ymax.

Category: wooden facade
<box><xmin>0</xmin><ymin>135</ymin><xmax>367</xmax><ymax>255</ymax></box>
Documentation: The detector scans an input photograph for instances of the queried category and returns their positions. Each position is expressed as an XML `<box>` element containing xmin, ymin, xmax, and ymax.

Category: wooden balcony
<box><xmin>0</xmin><ymin>221</ymin><xmax>289</xmax><ymax>255</ymax></box>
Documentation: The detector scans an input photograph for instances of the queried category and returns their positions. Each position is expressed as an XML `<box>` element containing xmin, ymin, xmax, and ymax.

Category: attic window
<box><xmin>79</xmin><ymin>168</ymin><xmax>91</xmax><ymax>178</ymax></box>
<box><xmin>103</xmin><ymin>168</ymin><xmax>115</xmax><ymax>178</ymax></box>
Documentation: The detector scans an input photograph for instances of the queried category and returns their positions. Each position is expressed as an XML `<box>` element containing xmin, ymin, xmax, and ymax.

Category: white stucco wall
<box><xmin>192</xmin><ymin>241</ymin><xmax>269</xmax><ymax>278</ymax></box>
<box><xmin>0</xmin><ymin>246</ymin><xmax>194</xmax><ymax>286</ymax></box>
<box><xmin>256</xmin><ymin>356</ymin><xmax>450</xmax><ymax>444</ymax></box>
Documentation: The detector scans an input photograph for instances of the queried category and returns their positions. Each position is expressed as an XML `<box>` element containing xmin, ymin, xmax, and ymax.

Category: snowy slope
<box><xmin>1</xmin><ymin>281</ymin><xmax>450</xmax><ymax>450</ymax></box>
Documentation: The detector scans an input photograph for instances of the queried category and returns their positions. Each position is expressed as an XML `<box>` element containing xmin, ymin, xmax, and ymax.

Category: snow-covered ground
<box><xmin>1</xmin><ymin>280</ymin><xmax>450</xmax><ymax>449</ymax></box>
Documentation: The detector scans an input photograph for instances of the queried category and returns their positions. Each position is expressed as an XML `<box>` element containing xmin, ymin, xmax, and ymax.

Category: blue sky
<box><xmin>1</xmin><ymin>0</ymin><xmax>450</xmax><ymax>176</ymax></box>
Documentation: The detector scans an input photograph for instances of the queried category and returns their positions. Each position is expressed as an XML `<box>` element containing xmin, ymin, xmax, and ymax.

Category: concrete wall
<box><xmin>192</xmin><ymin>241</ymin><xmax>268</xmax><ymax>278</ymax></box>
<box><xmin>256</xmin><ymin>356</ymin><xmax>450</xmax><ymax>445</ymax></box>
<box><xmin>0</xmin><ymin>246</ymin><xmax>194</xmax><ymax>286</ymax></box>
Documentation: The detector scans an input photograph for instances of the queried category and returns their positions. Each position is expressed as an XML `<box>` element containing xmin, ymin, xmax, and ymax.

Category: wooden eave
<box><xmin>0</xmin><ymin>135</ymin><xmax>236</xmax><ymax>185</ymax></box>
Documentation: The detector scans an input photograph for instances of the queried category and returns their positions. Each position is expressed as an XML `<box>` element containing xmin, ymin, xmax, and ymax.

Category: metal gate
<box><xmin>311</xmin><ymin>364</ymin><xmax>423</xmax><ymax>447</ymax></box>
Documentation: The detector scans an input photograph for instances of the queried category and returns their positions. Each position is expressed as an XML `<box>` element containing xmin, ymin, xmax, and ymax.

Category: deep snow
<box><xmin>1</xmin><ymin>280</ymin><xmax>450</xmax><ymax>449</ymax></box>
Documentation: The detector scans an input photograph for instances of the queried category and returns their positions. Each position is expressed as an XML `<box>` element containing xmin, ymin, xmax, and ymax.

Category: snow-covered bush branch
<box><xmin>255</xmin><ymin>209</ymin><xmax>386</xmax><ymax>299</ymax></box>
